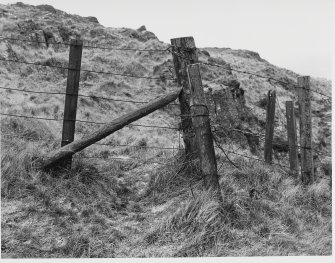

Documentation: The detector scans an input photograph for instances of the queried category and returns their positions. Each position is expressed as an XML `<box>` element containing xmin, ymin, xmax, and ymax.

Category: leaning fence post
<box><xmin>170</xmin><ymin>37</ymin><xmax>199</xmax><ymax>158</ymax></box>
<box><xmin>285</xmin><ymin>101</ymin><xmax>299</xmax><ymax>175</ymax></box>
<box><xmin>297</xmin><ymin>76</ymin><xmax>314</xmax><ymax>184</ymax></box>
<box><xmin>60</xmin><ymin>38</ymin><xmax>83</xmax><ymax>169</ymax></box>
<box><xmin>187</xmin><ymin>64</ymin><xmax>223</xmax><ymax>204</ymax></box>
<box><xmin>264</xmin><ymin>90</ymin><xmax>276</xmax><ymax>163</ymax></box>
<box><xmin>42</xmin><ymin>89</ymin><xmax>182</xmax><ymax>170</ymax></box>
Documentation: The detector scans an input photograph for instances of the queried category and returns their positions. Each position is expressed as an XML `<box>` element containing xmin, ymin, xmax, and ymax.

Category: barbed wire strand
<box><xmin>0</xmin><ymin>86</ymin><xmax>180</xmax><ymax>106</ymax></box>
<box><xmin>1</xmin><ymin>132</ymin><xmax>183</xmax><ymax>152</ymax></box>
<box><xmin>213</xmin><ymin>125</ymin><xmax>331</xmax><ymax>157</ymax></box>
<box><xmin>0</xmin><ymin>57</ymin><xmax>176</xmax><ymax>81</ymax></box>
<box><xmin>169</xmin><ymin>49</ymin><xmax>331</xmax><ymax>99</ymax></box>
<box><xmin>78</xmin><ymin>155</ymin><xmax>168</xmax><ymax>165</ymax></box>
<box><xmin>0</xmin><ymin>42</ymin><xmax>330</xmax><ymax>97</ymax></box>
<box><xmin>82</xmin><ymin>43</ymin><xmax>171</xmax><ymax>52</ymax></box>
<box><xmin>0</xmin><ymin>36</ymin><xmax>172</xmax><ymax>52</ymax></box>
<box><xmin>213</xmin><ymin>145</ymin><xmax>295</xmax><ymax>173</ymax></box>
<box><xmin>93</xmin><ymin>142</ymin><xmax>182</xmax><ymax>151</ymax></box>
<box><xmin>0</xmin><ymin>113</ymin><xmax>179</xmax><ymax>130</ymax></box>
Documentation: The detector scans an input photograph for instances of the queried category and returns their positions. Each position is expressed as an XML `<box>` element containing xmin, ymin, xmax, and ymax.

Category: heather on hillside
<box><xmin>0</xmin><ymin>2</ymin><xmax>331</xmax><ymax>258</ymax></box>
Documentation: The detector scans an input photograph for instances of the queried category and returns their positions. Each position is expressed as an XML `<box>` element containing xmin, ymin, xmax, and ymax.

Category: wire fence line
<box><xmin>1</xmin><ymin>132</ymin><xmax>182</xmax><ymax>152</ymax></box>
<box><xmin>0</xmin><ymin>57</ymin><xmax>177</xmax><ymax>81</ymax></box>
<box><xmin>213</xmin><ymin>145</ymin><xmax>296</xmax><ymax>172</ymax></box>
<box><xmin>0</xmin><ymin>86</ymin><xmax>180</xmax><ymax>106</ymax></box>
<box><xmin>169</xmin><ymin>49</ymin><xmax>331</xmax><ymax>99</ymax></box>
<box><xmin>1</xmin><ymin>35</ymin><xmax>330</xmax><ymax>97</ymax></box>
<box><xmin>93</xmin><ymin>142</ymin><xmax>182</xmax><ymax>151</ymax></box>
<box><xmin>78</xmin><ymin>155</ymin><xmax>175</xmax><ymax>166</ymax></box>
<box><xmin>212</xmin><ymin>125</ymin><xmax>331</xmax><ymax>157</ymax></box>
<box><xmin>0</xmin><ymin>36</ymin><xmax>173</xmax><ymax>52</ymax></box>
<box><xmin>0</xmin><ymin>113</ymin><xmax>179</xmax><ymax>130</ymax></box>
<box><xmin>1</xmin><ymin>36</ymin><xmax>331</xmax><ymax>172</ymax></box>
<box><xmin>0</xmin><ymin>36</ymin><xmax>72</xmax><ymax>47</ymax></box>
<box><xmin>82</xmin><ymin>43</ymin><xmax>171</xmax><ymax>52</ymax></box>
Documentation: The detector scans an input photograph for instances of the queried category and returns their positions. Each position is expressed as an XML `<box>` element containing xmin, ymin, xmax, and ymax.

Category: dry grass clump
<box><xmin>1</xmin><ymin>117</ymin><xmax>57</xmax><ymax>198</ymax></box>
<box><xmin>145</xmin><ymin>190</ymin><xmax>236</xmax><ymax>257</ymax></box>
<box><xmin>1</xmin><ymin>117</ymin><xmax>138</xmax><ymax>258</ymax></box>
<box><xmin>1</xmin><ymin>117</ymin><xmax>55</xmax><ymax>142</ymax></box>
<box><xmin>142</xmin><ymin>156</ymin><xmax>331</xmax><ymax>257</ymax></box>
<box><xmin>144</xmin><ymin>152</ymin><xmax>202</xmax><ymax>201</ymax></box>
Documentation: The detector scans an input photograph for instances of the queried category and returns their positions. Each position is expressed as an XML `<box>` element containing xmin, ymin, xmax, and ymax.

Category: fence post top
<box><xmin>297</xmin><ymin>76</ymin><xmax>310</xmax><ymax>85</ymax></box>
<box><xmin>298</xmin><ymin>75</ymin><xmax>310</xmax><ymax>79</ymax></box>
<box><xmin>170</xmin><ymin>36</ymin><xmax>194</xmax><ymax>41</ymax></box>
<box><xmin>70</xmin><ymin>39</ymin><xmax>83</xmax><ymax>46</ymax></box>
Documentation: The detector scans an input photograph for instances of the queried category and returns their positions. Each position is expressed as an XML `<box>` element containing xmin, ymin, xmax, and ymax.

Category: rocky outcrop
<box><xmin>16</xmin><ymin>19</ymin><xmax>45</xmax><ymax>47</ymax></box>
<box><xmin>14</xmin><ymin>2</ymin><xmax>29</xmax><ymax>8</ymax></box>
<box><xmin>36</xmin><ymin>4</ymin><xmax>57</xmax><ymax>13</ymax></box>
<box><xmin>15</xmin><ymin>19</ymin><xmax>72</xmax><ymax>47</ymax></box>
<box><xmin>122</xmin><ymin>28</ymin><xmax>158</xmax><ymax>42</ymax></box>
<box><xmin>201</xmin><ymin>50</ymin><xmax>210</xmax><ymax>57</ymax></box>
<box><xmin>141</xmin><ymin>31</ymin><xmax>157</xmax><ymax>41</ymax></box>
<box><xmin>85</xmin><ymin>16</ymin><xmax>99</xmax><ymax>24</ymax></box>
<box><xmin>137</xmin><ymin>25</ymin><xmax>146</xmax><ymax>32</ymax></box>
<box><xmin>232</xmin><ymin>49</ymin><xmax>266</xmax><ymax>62</ymax></box>
<box><xmin>17</xmin><ymin>19</ymin><xmax>39</xmax><ymax>34</ymax></box>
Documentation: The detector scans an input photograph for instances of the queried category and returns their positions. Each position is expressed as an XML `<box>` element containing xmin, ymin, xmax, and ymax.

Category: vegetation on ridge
<box><xmin>0</xmin><ymin>2</ymin><xmax>331</xmax><ymax>258</ymax></box>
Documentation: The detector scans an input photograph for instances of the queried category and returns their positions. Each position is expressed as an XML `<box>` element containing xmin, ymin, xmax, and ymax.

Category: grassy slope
<box><xmin>1</xmin><ymin>2</ymin><xmax>332</xmax><ymax>258</ymax></box>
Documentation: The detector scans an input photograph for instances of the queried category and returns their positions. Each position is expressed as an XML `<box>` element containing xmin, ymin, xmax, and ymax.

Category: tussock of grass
<box><xmin>142</xmin><ymin>157</ymin><xmax>331</xmax><ymax>256</ymax></box>
<box><xmin>1</xmin><ymin>117</ymin><xmax>139</xmax><ymax>257</ymax></box>
<box><xmin>1</xmin><ymin>117</ymin><xmax>55</xmax><ymax>142</ymax></box>
<box><xmin>143</xmin><ymin>189</ymin><xmax>238</xmax><ymax>257</ymax></box>
<box><xmin>144</xmin><ymin>152</ymin><xmax>202</xmax><ymax>201</ymax></box>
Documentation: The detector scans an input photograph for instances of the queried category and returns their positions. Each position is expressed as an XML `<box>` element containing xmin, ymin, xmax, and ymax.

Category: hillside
<box><xmin>0</xmin><ymin>2</ymin><xmax>332</xmax><ymax>258</ymax></box>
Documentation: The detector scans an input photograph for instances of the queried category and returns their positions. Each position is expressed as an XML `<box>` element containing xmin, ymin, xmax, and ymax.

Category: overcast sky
<box><xmin>0</xmin><ymin>0</ymin><xmax>333</xmax><ymax>79</ymax></box>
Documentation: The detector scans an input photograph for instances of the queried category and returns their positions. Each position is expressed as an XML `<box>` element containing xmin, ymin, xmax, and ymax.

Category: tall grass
<box><xmin>143</xmin><ymin>156</ymin><xmax>332</xmax><ymax>256</ymax></box>
<box><xmin>1</xmin><ymin>117</ymin><xmax>137</xmax><ymax>257</ymax></box>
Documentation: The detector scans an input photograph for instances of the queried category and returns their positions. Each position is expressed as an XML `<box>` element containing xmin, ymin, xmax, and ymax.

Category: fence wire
<box><xmin>0</xmin><ymin>36</ymin><xmax>172</xmax><ymax>52</ymax></box>
<box><xmin>169</xmin><ymin>49</ymin><xmax>331</xmax><ymax>99</ymax></box>
<box><xmin>1</xmin><ymin>36</ymin><xmax>331</xmax><ymax>172</ymax></box>
<box><xmin>0</xmin><ymin>113</ymin><xmax>179</xmax><ymax>130</ymax></box>
<box><xmin>0</xmin><ymin>57</ymin><xmax>177</xmax><ymax>81</ymax></box>
<box><xmin>0</xmin><ymin>86</ymin><xmax>180</xmax><ymax>106</ymax></box>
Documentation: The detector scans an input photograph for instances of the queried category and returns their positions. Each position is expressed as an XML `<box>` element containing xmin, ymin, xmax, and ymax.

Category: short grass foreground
<box><xmin>1</xmin><ymin>117</ymin><xmax>332</xmax><ymax>258</ymax></box>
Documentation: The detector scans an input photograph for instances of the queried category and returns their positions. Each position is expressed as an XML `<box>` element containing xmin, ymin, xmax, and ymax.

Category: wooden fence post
<box><xmin>297</xmin><ymin>76</ymin><xmax>314</xmax><ymax>184</ymax></box>
<box><xmin>285</xmin><ymin>101</ymin><xmax>299</xmax><ymax>175</ymax></box>
<box><xmin>60</xmin><ymin>39</ymin><xmax>83</xmax><ymax>169</ymax></box>
<box><xmin>170</xmin><ymin>37</ymin><xmax>199</xmax><ymax>157</ymax></box>
<box><xmin>264</xmin><ymin>90</ymin><xmax>276</xmax><ymax>163</ymax></box>
<box><xmin>187</xmin><ymin>64</ymin><xmax>223</xmax><ymax>204</ymax></box>
<box><xmin>42</xmin><ymin>89</ymin><xmax>182</xmax><ymax>170</ymax></box>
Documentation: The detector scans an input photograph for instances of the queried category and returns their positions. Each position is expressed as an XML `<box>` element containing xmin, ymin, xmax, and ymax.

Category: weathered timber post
<box><xmin>60</xmin><ymin>39</ymin><xmax>83</xmax><ymax>169</ymax></box>
<box><xmin>264</xmin><ymin>90</ymin><xmax>276</xmax><ymax>163</ymax></box>
<box><xmin>42</xmin><ymin>89</ymin><xmax>182</xmax><ymax>170</ymax></box>
<box><xmin>285</xmin><ymin>101</ymin><xmax>299</xmax><ymax>175</ymax></box>
<box><xmin>297</xmin><ymin>76</ymin><xmax>314</xmax><ymax>184</ymax></box>
<box><xmin>187</xmin><ymin>64</ymin><xmax>223</xmax><ymax>204</ymax></box>
<box><xmin>171</xmin><ymin>37</ymin><xmax>199</xmax><ymax>157</ymax></box>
